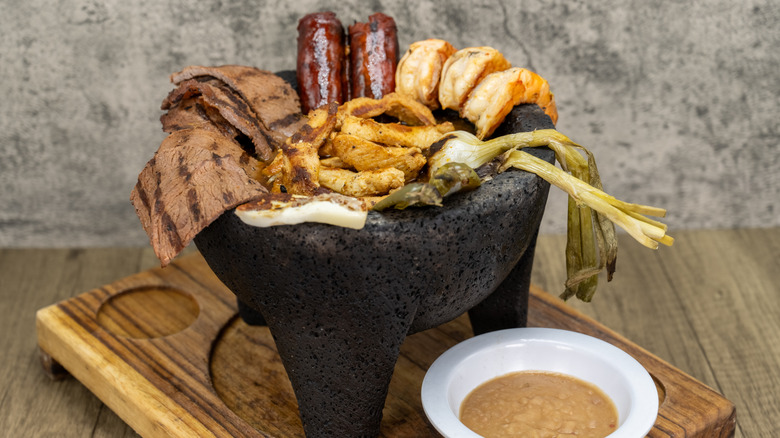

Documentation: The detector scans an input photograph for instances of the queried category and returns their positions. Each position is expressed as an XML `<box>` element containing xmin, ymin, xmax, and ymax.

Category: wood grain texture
<box><xmin>531</xmin><ymin>229</ymin><xmax>780</xmax><ymax>438</ymax></box>
<box><xmin>4</xmin><ymin>228</ymin><xmax>778</xmax><ymax>437</ymax></box>
<box><xmin>35</xmin><ymin>249</ymin><xmax>734</xmax><ymax>437</ymax></box>
<box><xmin>1</xmin><ymin>247</ymin><xmax>160</xmax><ymax>437</ymax></box>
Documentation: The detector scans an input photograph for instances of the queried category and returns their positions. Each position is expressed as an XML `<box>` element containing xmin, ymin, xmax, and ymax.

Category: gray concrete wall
<box><xmin>1</xmin><ymin>0</ymin><xmax>778</xmax><ymax>247</ymax></box>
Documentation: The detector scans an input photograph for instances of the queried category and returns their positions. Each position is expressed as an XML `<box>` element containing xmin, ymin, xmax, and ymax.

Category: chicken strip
<box><xmin>330</xmin><ymin>134</ymin><xmax>427</xmax><ymax>182</ymax></box>
<box><xmin>263</xmin><ymin>103</ymin><xmax>338</xmax><ymax>195</ymax></box>
<box><xmin>319</xmin><ymin>166</ymin><xmax>405</xmax><ymax>197</ymax></box>
<box><xmin>319</xmin><ymin>156</ymin><xmax>348</xmax><ymax>168</ymax></box>
<box><xmin>339</xmin><ymin>115</ymin><xmax>454</xmax><ymax>151</ymax></box>
<box><xmin>337</xmin><ymin>92</ymin><xmax>437</xmax><ymax>127</ymax></box>
<box><xmin>438</xmin><ymin>47</ymin><xmax>510</xmax><ymax>112</ymax></box>
<box><xmin>395</xmin><ymin>39</ymin><xmax>456</xmax><ymax>109</ymax></box>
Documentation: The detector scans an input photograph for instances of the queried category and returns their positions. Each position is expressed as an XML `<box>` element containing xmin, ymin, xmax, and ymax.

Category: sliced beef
<box><xmin>160</xmin><ymin>96</ymin><xmax>240</xmax><ymax>140</ymax></box>
<box><xmin>171</xmin><ymin>65</ymin><xmax>307</xmax><ymax>145</ymax></box>
<box><xmin>131</xmin><ymin>128</ymin><xmax>269</xmax><ymax>266</ymax></box>
<box><xmin>161</xmin><ymin>78</ymin><xmax>275</xmax><ymax>160</ymax></box>
<box><xmin>134</xmin><ymin>65</ymin><xmax>311</xmax><ymax>266</ymax></box>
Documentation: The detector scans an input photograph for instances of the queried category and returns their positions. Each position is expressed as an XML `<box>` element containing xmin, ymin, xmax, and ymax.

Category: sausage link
<box><xmin>296</xmin><ymin>12</ymin><xmax>348</xmax><ymax>114</ymax></box>
<box><xmin>348</xmin><ymin>13</ymin><xmax>398</xmax><ymax>99</ymax></box>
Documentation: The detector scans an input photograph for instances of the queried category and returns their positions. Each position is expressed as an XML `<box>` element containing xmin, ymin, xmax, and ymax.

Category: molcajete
<box><xmin>194</xmin><ymin>103</ymin><xmax>555</xmax><ymax>437</ymax></box>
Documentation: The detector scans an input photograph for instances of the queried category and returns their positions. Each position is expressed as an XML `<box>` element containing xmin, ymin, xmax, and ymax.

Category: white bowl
<box><xmin>421</xmin><ymin>327</ymin><xmax>658</xmax><ymax>438</ymax></box>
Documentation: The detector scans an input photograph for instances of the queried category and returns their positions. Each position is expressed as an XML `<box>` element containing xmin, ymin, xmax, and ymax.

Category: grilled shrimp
<box><xmin>511</xmin><ymin>67</ymin><xmax>557</xmax><ymax>126</ymax></box>
<box><xmin>395</xmin><ymin>39</ymin><xmax>456</xmax><ymax>109</ymax></box>
<box><xmin>395</xmin><ymin>41</ymin><xmax>558</xmax><ymax>138</ymax></box>
<box><xmin>438</xmin><ymin>47</ymin><xmax>511</xmax><ymax>111</ymax></box>
<box><xmin>462</xmin><ymin>67</ymin><xmax>558</xmax><ymax>138</ymax></box>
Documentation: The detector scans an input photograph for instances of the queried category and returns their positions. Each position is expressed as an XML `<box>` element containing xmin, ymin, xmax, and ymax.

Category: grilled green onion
<box><xmin>427</xmin><ymin>129</ymin><xmax>576</xmax><ymax>177</ymax></box>
<box><xmin>372</xmin><ymin>183</ymin><xmax>442</xmax><ymax>211</ymax></box>
<box><xmin>430</xmin><ymin>162</ymin><xmax>482</xmax><ymax>197</ymax></box>
<box><xmin>423</xmin><ymin>129</ymin><xmax>672</xmax><ymax>301</ymax></box>
<box><xmin>373</xmin><ymin>162</ymin><xmax>482</xmax><ymax>211</ymax></box>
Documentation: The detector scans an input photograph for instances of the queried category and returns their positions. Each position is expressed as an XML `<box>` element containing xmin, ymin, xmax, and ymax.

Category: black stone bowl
<box><xmin>194</xmin><ymin>103</ymin><xmax>555</xmax><ymax>437</ymax></box>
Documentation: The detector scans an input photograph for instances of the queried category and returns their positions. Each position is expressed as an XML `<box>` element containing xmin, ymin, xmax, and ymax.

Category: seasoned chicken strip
<box><xmin>263</xmin><ymin>103</ymin><xmax>337</xmax><ymax>195</ymax></box>
<box><xmin>337</xmin><ymin>92</ymin><xmax>437</xmax><ymax>127</ymax></box>
<box><xmin>340</xmin><ymin>115</ymin><xmax>454</xmax><ymax>151</ymax></box>
<box><xmin>438</xmin><ymin>47</ymin><xmax>511</xmax><ymax>111</ymax></box>
<box><xmin>319</xmin><ymin>167</ymin><xmax>405</xmax><ymax>197</ymax></box>
<box><xmin>462</xmin><ymin>67</ymin><xmax>558</xmax><ymax>139</ymax></box>
<box><xmin>331</xmin><ymin>134</ymin><xmax>427</xmax><ymax>182</ymax></box>
<box><xmin>319</xmin><ymin>156</ymin><xmax>347</xmax><ymax>168</ymax></box>
<box><xmin>395</xmin><ymin>39</ymin><xmax>456</xmax><ymax>109</ymax></box>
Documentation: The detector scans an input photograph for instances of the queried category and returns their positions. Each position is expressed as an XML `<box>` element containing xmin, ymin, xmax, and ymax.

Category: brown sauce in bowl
<box><xmin>460</xmin><ymin>371</ymin><xmax>618</xmax><ymax>438</ymax></box>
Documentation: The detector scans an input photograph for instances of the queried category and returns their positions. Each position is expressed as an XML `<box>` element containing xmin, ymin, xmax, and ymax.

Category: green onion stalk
<box><xmin>386</xmin><ymin>129</ymin><xmax>673</xmax><ymax>301</ymax></box>
<box><xmin>373</xmin><ymin>162</ymin><xmax>482</xmax><ymax>211</ymax></box>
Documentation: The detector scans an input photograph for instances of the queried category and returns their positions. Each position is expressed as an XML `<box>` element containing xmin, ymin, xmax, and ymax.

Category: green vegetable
<box><xmin>430</xmin><ymin>162</ymin><xmax>482</xmax><ymax>197</ymax></box>
<box><xmin>372</xmin><ymin>183</ymin><xmax>442</xmax><ymax>211</ymax></box>
<box><xmin>373</xmin><ymin>162</ymin><xmax>481</xmax><ymax>211</ymax></box>
<box><xmin>427</xmin><ymin>129</ymin><xmax>576</xmax><ymax>177</ymax></box>
<box><xmin>423</xmin><ymin>129</ymin><xmax>673</xmax><ymax>301</ymax></box>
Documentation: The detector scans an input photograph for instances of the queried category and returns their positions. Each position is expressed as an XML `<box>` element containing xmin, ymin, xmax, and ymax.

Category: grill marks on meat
<box><xmin>160</xmin><ymin>96</ymin><xmax>241</xmax><ymax>139</ymax></box>
<box><xmin>134</xmin><ymin>66</ymin><xmax>313</xmax><ymax>266</ymax></box>
<box><xmin>171</xmin><ymin>65</ymin><xmax>307</xmax><ymax>145</ymax></box>
<box><xmin>131</xmin><ymin>128</ymin><xmax>269</xmax><ymax>266</ymax></box>
<box><xmin>161</xmin><ymin>78</ymin><xmax>275</xmax><ymax>160</ymax></box>
<box><xmin>135</xmin><ymin>67</ymin><xmax>310</xmax><ymax>265</ymax></box>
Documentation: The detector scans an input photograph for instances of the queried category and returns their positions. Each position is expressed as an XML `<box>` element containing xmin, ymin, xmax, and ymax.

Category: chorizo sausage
<box><xmin>296</xmin><ymin>12</ymin><xmax>348</xmax><ymax>114</ymax></box>
<box><xmin>348</xmin><ymin>13</ymin><xmax>399</xmax><ymax>99</ymax></box>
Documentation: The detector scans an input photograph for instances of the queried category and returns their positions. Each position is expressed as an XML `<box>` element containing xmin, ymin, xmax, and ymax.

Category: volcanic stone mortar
<box><xmin>194</xmin><ymin>104</ymin><xmax>555</xmax><ymax>437</ymax></box>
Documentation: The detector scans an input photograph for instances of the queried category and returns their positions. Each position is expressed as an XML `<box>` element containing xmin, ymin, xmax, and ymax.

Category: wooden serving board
<box><xmin>36</xmin><ymin>252</ymin><xmax>735</xmax><ymax>437</ymax></box>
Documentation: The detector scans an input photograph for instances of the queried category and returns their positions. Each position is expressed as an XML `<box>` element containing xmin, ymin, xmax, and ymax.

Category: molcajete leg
<box><xmin>468</xmin><ymin>229</ymin><xmax>538</xmax><ymax>335</ymax></box>
<box><xmin>258</xmin><ymin>294</ymin><xmax>418</xmax><ymax>437</ymax></box>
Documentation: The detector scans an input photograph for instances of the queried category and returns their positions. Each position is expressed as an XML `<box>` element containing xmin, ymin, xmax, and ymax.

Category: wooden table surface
<box><xmin>2</xmin><ymin>227</ymin><xmax>778</xmax><ymax>437</ymax></box>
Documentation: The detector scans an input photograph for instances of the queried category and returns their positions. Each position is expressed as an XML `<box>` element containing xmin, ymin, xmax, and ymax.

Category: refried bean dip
<box><xmin>460</xmin><ymin>371</ymin><xmax>618</xmax><ymax>438</ymax></box>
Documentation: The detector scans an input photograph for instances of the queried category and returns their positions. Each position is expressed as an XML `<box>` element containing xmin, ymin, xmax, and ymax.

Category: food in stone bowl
<box><xmin>130</xmin><ymin>11</ymin><xmax>671</xmax><ymax>437</ymax></box>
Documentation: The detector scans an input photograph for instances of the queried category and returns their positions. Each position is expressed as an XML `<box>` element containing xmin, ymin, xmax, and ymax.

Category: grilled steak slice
<box><xmin>131</xmin><ymin>128</ymin><xmax>269</xmax><ymax>266</ymax></box>
<box><xmin>160</xmin><ymin>96</ymin><xmax>241</xmax><ymax>140</ymax></box>
<box><xmin>161</xmin><ymin>78</ymin><xmax>275</xmax><ymax>160</ymax></box>
<box><xmin>171</xmin><ymin>65</ymin><xmax>307</xmax><ymax>147</ymax></box>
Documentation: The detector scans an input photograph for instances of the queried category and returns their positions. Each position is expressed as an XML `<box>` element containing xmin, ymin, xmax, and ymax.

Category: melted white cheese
<box><xmin>235</xmin><ymin>200</ymin><xmax>368</xmax><ymax>230</ymax></box>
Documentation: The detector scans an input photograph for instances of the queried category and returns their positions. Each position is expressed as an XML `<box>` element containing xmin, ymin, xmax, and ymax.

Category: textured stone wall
<box><xmin>1</xmin><ymin>0</ymin><xmax>778</xmax><ymax>246</ymax></box>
